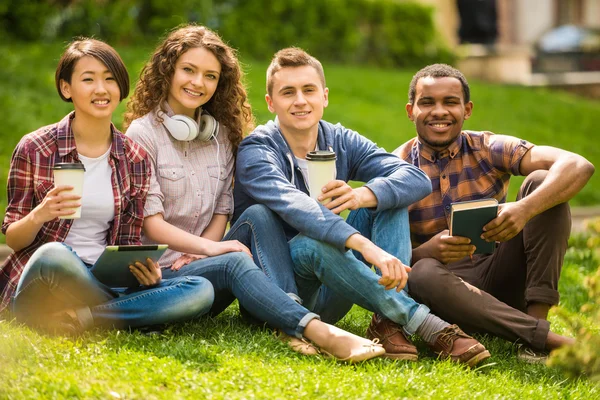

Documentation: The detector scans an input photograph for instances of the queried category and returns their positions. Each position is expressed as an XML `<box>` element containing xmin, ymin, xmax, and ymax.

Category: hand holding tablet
<box><xmin>91</xmin><ymin>245</ymin><xmax>168</xmax><ymax>287</ymax></box>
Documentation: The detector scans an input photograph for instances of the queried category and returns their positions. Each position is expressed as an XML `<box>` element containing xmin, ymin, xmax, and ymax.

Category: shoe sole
<box><xmin>382</xmin><ymin>352</ymin><xmax>419</xmax><ymax>361</ymax></box>
<box><xmin>322</xmin><ymin>347</ymin><xmax>386</xmax><ymax>363</ymax></box>
<box><xmin>464</xmin><ymin>350</ymin><xmax>491</xmax><ymax>367</ymax></box>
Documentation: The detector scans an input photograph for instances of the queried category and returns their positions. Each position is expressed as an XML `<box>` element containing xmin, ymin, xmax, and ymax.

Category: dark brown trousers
<box><xmin>408</xmin><ymin>170</ymin><xmax>571</xmax><ymax>350</ymax></box>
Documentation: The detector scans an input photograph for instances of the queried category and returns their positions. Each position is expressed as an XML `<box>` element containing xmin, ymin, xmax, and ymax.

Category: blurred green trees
<box><xmin>0</xmin><ymin>0</ymin><xmax>454</xmax><ymax>68</ymax></box>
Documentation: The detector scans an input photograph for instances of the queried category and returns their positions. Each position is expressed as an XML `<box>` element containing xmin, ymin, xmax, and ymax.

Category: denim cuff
<box><xmin>295</xmin><ymin>312</ymin><xmax>320</xmax><ymax>338</ymax></box>
<box><xmin>287</xmin><ymin>292</ymin><xmax>303</xmax><ymax>305</ymax></box>
<box><xmin>402</xmin><ymin>304</ymin><xmax>430</xmax><ymax>336</ymax></box>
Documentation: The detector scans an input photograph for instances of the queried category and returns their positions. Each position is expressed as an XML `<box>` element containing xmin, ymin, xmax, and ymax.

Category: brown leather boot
<box><xmin>365</xmin><ymin>314</ymin><xmax>418</xmax><ymax>361</ymax></box>
<box><xmin>428</xmin><ymin>324</ymin><xmax>491</xmax><ymax>367</ymax></box>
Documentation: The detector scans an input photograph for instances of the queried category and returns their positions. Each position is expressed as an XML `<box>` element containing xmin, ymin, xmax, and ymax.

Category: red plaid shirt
<box><xmin>393</xmin><ymin>131</ymin><xmax>534</xmax><ymax>247</ymax></box>
<box><xmin>0</xmin><ymin>112</ymin><xmax>150</xmax><ymax>311</ymax></box>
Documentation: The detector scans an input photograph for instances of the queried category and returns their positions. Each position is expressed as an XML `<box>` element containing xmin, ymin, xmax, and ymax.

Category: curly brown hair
<box><xmin>123</xmin><ymin>24</ymin><xmax>254</xmax><ymax>154</ymax></box>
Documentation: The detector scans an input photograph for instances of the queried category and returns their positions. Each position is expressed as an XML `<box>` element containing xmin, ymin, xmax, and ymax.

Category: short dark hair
<box><xmin>266</xmin><ymin>47</ymin><xmax>326</xmax><ymax>96</ymax></box>
<box><xmin>55</xmin><ymin>38</ymin><xmax>129</xmax><ymax>102</ymax></box>
<box><xmin>408</xmin><ymin>64</ymin><xmax>470</xmax><ymax>104</ymax></box>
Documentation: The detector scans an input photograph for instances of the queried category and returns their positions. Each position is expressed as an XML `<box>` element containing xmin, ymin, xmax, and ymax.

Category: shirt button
<box><xmin>191</xmin><ymin>171</ymin><xmax>195</xmax><ymax>175</ymax></box>
<box><xmin>442</xmin><ymin>175</ymin><xmax>446</xmax><ymax>179</ymax></box>
<box><xmin>445</xmin><ymin>205</ymin><xmax>450</xmax><ymax>210</ymax></box>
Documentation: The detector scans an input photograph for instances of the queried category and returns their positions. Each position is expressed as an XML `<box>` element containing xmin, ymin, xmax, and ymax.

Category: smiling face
<box><xmin>406</xmin><ymin>76</ymin><xmax>473</xmax><ymax>151</ymax></box>
<box><xmin>265</xmin><ymin>65</ymin><xmax>328</xmax><ymax>137</ymax></box>
<box><xmin>167</xmin><ymin>46</ymin><xmax>221</xmax><ymax>118</ymax></box>
<box><xmin>59</xmin><ymin>56</ymin><xmax>120</xmax><ymax>122</ymax></box>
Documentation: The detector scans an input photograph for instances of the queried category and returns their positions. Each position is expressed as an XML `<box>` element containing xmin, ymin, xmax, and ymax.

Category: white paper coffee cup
<box><xmin>53</xmin><ymin>163</ymin><xmax>85</xmax><ymax>219</ymax></box>
<box><xmin>306</xmin><ymin>150</ymin><xmax>336</xmax><ymax>204</ymax></box>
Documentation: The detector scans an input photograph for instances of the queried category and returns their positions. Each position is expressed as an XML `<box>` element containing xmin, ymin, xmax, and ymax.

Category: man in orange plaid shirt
<box><xmin>387</xmin><ymin>64</ymin><xmax>595</xmax><ymax>362</ymax></box>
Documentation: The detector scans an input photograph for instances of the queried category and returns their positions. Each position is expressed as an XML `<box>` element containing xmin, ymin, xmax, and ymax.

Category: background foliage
<box><xmin>549</xmin><ymin>219</ymin><xmax>600</xmax><ymax>381</ymax></box>
<box><xmin>0</xmin><ymin>0</ymin><xmax>455</xmax><ymax>68</ymax></box>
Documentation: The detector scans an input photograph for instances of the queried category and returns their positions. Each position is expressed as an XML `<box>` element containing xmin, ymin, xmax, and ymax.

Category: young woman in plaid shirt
<box><xmin>123</xmin><ymin>25</ymin><xmax>384</xmax><ymax>362</ymax></box>
<box><xmin>2</xmin><ymin>38</ymin><xmax>213</xmax><ymax>335</ymax></box>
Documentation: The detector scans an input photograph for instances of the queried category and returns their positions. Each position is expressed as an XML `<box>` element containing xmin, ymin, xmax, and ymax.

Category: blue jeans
<box><xmin>162</xmin><ymin>250</ymin><xmax>319</xmax><ymax>338</ymax></box>
<box><xmin>12</xmin><ymin>242</ymin><xmax>213</xmax><ymax>330</ymax></box>
<box><xmin>290</xmin><ymin>207</ymin><xmax>430</xmax><ymax>335</ymax></box>
<box><xmin>224</xmin><ymin>205</ymin><xmax>300</xmax><ymax>302</ymax></box>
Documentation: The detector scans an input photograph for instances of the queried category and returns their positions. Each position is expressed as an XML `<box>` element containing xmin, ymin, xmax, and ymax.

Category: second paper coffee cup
<box><xmin>306</xmin><ymin>150</ymin><xmax>336</xmax><ymax>204</ymax></box>
<box><xmin>53</xmin><ymin>163</ymin><xmax>86</xmax><ymax>219</ymax></box>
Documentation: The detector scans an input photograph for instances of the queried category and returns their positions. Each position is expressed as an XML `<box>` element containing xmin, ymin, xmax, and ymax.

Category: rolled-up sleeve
<box><xmin>2</xmin><ymin>139</ymin><xmax>35</xmax><ymax>234</ymax></box>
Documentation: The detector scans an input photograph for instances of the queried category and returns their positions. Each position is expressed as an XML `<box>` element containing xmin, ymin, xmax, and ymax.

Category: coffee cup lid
<box><xmin>306</xmin><ymin>150</ymin><xmax>336</xmax><ymax>161</ymax></box>
<box><xmin>53</xmin><ymin>163</ymin><xmax>86</xmax><ymax>171</ymax></box>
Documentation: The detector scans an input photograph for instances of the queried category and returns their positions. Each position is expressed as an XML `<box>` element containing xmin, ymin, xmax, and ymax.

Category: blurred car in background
<box><xmin>533</xmin><ymin>25</ymin><xmax>600</xmax><ymax>73</ymax></box>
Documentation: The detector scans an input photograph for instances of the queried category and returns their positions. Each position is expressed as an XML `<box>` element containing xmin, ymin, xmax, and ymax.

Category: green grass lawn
<box><xmin>1</xmin><ymin>41</ymin><xmax>600</xmax><ymax>398</ymax></box>
<box><xmin>1</xmin><ymin>233</ymin><xmax>599</xmax><ymax>399</ymax></box>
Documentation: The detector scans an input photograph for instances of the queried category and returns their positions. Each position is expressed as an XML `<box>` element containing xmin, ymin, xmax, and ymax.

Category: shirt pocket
<box><xmin>157</xmin><ymin>165</ymin><xmax>187</xmax><ymax>200</ymax></box>
<box><xmin>34</xmin><ymin>180</ymin><xmax>54</xmax><ymax>204</ymax></box>
<box><xmin>207</xmin><ymin>164</ymin><xmax>227</xmax><ymax>181</ymax></box>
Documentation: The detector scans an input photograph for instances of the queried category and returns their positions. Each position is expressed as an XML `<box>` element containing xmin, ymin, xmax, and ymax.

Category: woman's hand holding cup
<box><xmin>31</xmin><ymin>185</ymin><xmax>82</xmax><ymax>224</ymax></box>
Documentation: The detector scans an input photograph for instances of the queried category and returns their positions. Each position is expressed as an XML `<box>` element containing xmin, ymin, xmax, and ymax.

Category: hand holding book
<box><xmin>450</xmin><ymin>199</ymin><xmax>499</xmax><ymax>255</ymax></box>
<box><xmin>480</xmin><ymin>201</ymin><xmax>531</xmax><ymax>243</ymax></box>
<box><xmin>411</xmin><ymin>229</ymin><xmax>475</xmax><ymax>265</ymax></box>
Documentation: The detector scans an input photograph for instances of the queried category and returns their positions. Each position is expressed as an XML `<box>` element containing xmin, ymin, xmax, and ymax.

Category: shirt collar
<box><xmin>418</xmin><ymin>132</ymin><xmax>463</xmax><ymax>162</ymax></box>
<box><xmin>56</xmin><ymin>112</ymin><xmax>78</xmax><ymax>157</ymax></box>
<box><xmin>56</xmin><ymin>111</ymin><xmax>123</xmax><ymax>160</ymax></box>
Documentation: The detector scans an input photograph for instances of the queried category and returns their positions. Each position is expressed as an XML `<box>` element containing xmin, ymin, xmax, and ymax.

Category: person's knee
<box><xmin>28</xmin><ymin>242</ymin><xmax>83</xmax><ymax>278</ymax></box>
<box><xmin>181</xmin><ymin>276</ymin><xmax>215</xmax><ymax>318</ymax></box>
<box><xmin>524</xmin><ymin>169</ymin><xmax>548</xmax><ymax>188</ymax></box>
<box><xmin>222</xmin><ymin>252</ymin><xmax>264</xmax><ymax>279</ymax></box>
<box><xmin>408</xmin><ymin>258</ymin><xmax>446</xmax><ymax>294</ymax></box>
<box><xmin>241</xmin><ymin>204</ymin><xmax>279</xmax><ymax>225</ymax></box>
<box><xmin>519</xmin><ymin>170</ymin><xmax>548</xmax><ymax>198</ymax></box>
<box><xmin>376</xmin><ymin>206</ymin><xmax>409</xmax><ymax>223</ymax></box>
<box><xmin>289</xmin><ymin>235</ymin><xmax>329</xmax><ymax>262</ymax></box>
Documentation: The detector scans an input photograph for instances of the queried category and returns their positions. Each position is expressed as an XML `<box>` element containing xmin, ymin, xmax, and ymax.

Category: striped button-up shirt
<box><xmin>393</xmin><ymin>131</ymin><xmax>533</xmax><ymax>247</ymax></box>
<box><xmin>126</xmin><ymin>106</ymin><xmax>234</xmax><ymax>268</ymax></box>
<box><xmin>0</xmin><ymin>112</ymin><xmax>150</xmax><ymax>311</ymax></box>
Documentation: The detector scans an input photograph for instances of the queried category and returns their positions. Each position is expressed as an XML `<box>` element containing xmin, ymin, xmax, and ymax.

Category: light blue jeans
<box><xmin>224</xmin><ymin>205</ymin><xmax>300</xmax><ymax>303</ymax></box>
<box><xmin>12</xmin><ymin>242</ymin><xmax>214</xmax><ymax>331</ymax></box>
<box><xmin>290</xmin><ymin>207</ymin><xmax>430</xmax><ymax>335</ymax></box>
<box><xmin>162</xmin><ymin>249</ymin><xmax>319</xmax><ymax>338</ymax></box>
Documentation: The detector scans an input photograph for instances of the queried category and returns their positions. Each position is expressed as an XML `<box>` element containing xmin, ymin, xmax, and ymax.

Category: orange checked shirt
<box><xmin>393</xmin><ymin>131</ymin><xmax>534</xmax><ymax>248</ymax></box>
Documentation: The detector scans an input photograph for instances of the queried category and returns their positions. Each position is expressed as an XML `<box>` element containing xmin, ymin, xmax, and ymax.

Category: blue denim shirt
<box><xmin>233</xmin><ymin>120</ymin><xmax>432</xmax><ymax>251</ymax></box>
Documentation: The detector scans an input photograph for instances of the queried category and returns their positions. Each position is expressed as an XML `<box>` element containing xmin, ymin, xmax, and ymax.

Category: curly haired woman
<box><xmin>123</xmin><ymin>24</ymin><xmax>384</xmax><ymax>362</ymax></box>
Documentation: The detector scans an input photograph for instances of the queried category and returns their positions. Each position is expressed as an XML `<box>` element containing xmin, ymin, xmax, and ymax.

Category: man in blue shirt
<box><xmin>233</xmin><ymin>47</ymin><xmax>490</xmax><ymax>366</ymax></box>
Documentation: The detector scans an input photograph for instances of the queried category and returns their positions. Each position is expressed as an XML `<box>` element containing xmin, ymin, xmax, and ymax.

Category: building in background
<box><xmin>416</xmin><ymin>0</ymin><xmax>600</xmax><ymax>96</ymax></box>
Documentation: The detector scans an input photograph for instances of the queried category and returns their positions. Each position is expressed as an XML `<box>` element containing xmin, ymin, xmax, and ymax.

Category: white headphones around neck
<box><xmin>159</xmin><ymin>110</ymin><xmax>219</xmax><ymax>142</ymax></box>
<box><xmin>158</xmin><ymin>109</ymin><xmax>222</xmax><ymax>215</ymax></box>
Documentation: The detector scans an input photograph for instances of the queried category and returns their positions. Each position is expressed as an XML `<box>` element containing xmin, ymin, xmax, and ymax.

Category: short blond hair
<box><xmin>266</xmin><ymin>47</ymin><xmax>326</xmax><ymax>96</ymax></box>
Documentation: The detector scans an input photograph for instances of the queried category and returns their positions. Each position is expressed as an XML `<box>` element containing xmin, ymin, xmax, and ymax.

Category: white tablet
<box><xmin>91</xmin><ymin>244</ymin><xmax>168</xmax><ymax>287</ymax></box>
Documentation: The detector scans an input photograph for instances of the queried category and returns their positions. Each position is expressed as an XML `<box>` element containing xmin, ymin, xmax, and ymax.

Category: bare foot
<box><xmin>304</xmin><ymin>320</ymin><xmax>385</xmax><ymax>362</ymax></box>
<box><xmin>546</xmin><ymin>331</ymin><xmax>575</xmax><ymax>350</ymax></box>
